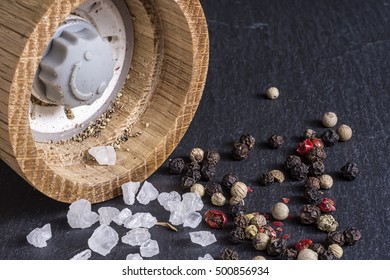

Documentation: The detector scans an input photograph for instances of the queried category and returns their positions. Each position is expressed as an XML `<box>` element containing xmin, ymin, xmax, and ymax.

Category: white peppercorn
<box><xmin>328</xmin><ymin>244</ymin><xmax>343</xmax><ymax>259</ymax></box>
<box><xmin>229</xmin><ymin>196</ymin><xmax>245</xmax><ymax>206</ymax></box>
<box><xmin>190</xmin><ymin>183</ymin><xmax>205</xmax><ymax>197</ymax></box>
<box><xmin>189</xmin><ymin>147</ymin><xmax>204</xmax><ymax>162</ymax></box>
<box><xmin>252</xmin><ymin>233</ymin><xmax>270</xmax><ymax>250</ymax></box>
<box><xmin>266</xmin><ymin>87</ymin><xmax>279</xmax><ymax>99</ymax></box>
<box><xmin>211</xmin><ymin>192</ymin><xmax>226</xmax><ymax>206</ymax></box>
<box><xmin>337</xmin><ymin>124</ymin><xmax>352</xmax><ymax>142</ymax></box>
<box><xmin>319</xmin><ymin>174</ymin><xmax>333</xmax><ymax>189</ymax></box>
<box><xmin>317</xmin><ymin>214</ymin><xmax>339</xmax><ymax>232</ymax></box>
<box><xmin>297</xmin><ymin>248</ymin><xmax>318</xmax><ymax>260</ymax></box>
<box><xmin>270</xmin><ymin>169</ymin><xmax>285</xmax><ymax>183</ymax></box>
<box><xmin>271</xmin><ymin>202</ymin><xmax>289</xmax><ymax>220</ymax></box>
<box><xmin>322</xmin><ymin>112</ymin><xmax>338</xmax><ymax>128</ymax></box>
<box><xmin>231</xmin><ymin>182</ymin><xmax>248</xmax><ymax>199</ymax></box>
<box><xmin>252</xmin><ymin>256</ymin><xmax>266</xmax><ymax>260</ymax></box>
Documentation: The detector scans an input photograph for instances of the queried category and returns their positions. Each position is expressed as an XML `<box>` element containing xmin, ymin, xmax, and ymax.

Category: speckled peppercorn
<box><xmin>270</xmin><ymin>170</ymin><xmax>285</xmax><ymax>183</ymax></box>
<box><xmin>317</xmin><ymin>215</ymin><xmax>339</xmax><ymax>232</ymax></box>
<box><xmin>304</xmin><ymin>128</ymin><xmax>317</xmax><ymax>139</ymax></box>
<box><xmin>232</xmin><ymin>141</ymin><xmax>249</xmax><ymax>160</ymax></box>
<box><xmin>250</xmin><ymin>214</ymin><xmax>267</xmax><ymax>229</ymax></box>
<box><xmin>327</xmin><ymin>231</ymin><xmax>345</xmax><ymax>246</ymax></box>
<box><xmin>169</xmin><ymin>158</ymin><xmax>185</xmax><ymax>174</ymax></box>
<box><xmin>189</xmin><ymin>148</ymin><xmax>204</xmax><ymax>163</ymax></box>
<box><xmin>304</xmin><ymin>186</ymin><xmax>321</xmax><ymax>204</ymax></box>
<box><xmin>252</xmin><ymin>233</ymin><xmax>270</xmax><ymax>251</ymax></box>
<box><xmin>322</xmin><ymin>129</ymin><xmax>340</xmax><ymax>147</ymax></box>
<box><xmin>268</xmin><ymin>135</ymin><xmax>284</xmax><ymax>149</ymax></box>
<box><xmin>267</xmin><ymin>238</ymin><xmax>287</xmax><ymax>256</ymax></box>
<box><xmin>200</xmin><ymin>162</ymin><xmax>216</xmax><ymax>181</ymax></box>
<box><xmin>240</xmin><ymin>133</ymin><xmax>256</xmax><ymax>150</ymax></box>
<box><xmin>285</xmin><ymin>155</ymin><xmax>302</xmax><ymax>170</ymax></box>
<box><xmin>309</xmin><ymin>161</ymin><xmax>325</xmax><ymax>177</ymax></box>
<box><xmin>206</xmin><ymin>181</ymin><xmax>223</xmax><ymax>196</ymax></box>
<box><xmin>221</xmin><ymin>173</ymin><xmax>239</xmax><ymax>190</ymax></box>
<box><xmin>344</xmin><ymin>227</ymin><xmax>362</xmax><ymax>245</ymax></box>
<box><xmin>306</xmin><ymin>146</ymin><xmax>327</xmax><ymax>163</ymax></box>
<box><xmin>230</xmin><ymin>227</ymin><xmax>245</xmax><ymax>244</ymax></box>
<box><xmin>290</xmin><ymin>163</ymin><xmax>309</xmax><ymax>180</ymax></box>
<box><xmin>340</xmin><ymin>162</ymin><xmax>359</xmax><ymax>181</ymax></box>
<box><xmin>259</xmin><ymin>226</ymin><xmax>277</xmax><ymax>239</ymax></box>
<box><xmin>261</xmin><ymin>172</ymin><xmax>275</xmax><ymax>186</ymax></box>
<box><xmin>305</xmin><ymin>177</ymin><xmax>321</xmax><ymax>190</ymax></box>
<box><xmin>281</xmin><ymin>248</ymin><xmax>298</xmax><ymax>260</ymax></box>
<box><xmin>218</xmin><ymin>248</ymin><xmax>239</xmax><ymax>260</ymax></box>
<box><xmin>300</xmin><ymin>205</ymin><xmax>321</xmax><ymax>224</ymax></box>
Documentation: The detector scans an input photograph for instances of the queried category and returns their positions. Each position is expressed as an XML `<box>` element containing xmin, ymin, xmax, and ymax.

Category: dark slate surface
<box><xmin>1</xmin><ymin>0</ymin><xmax>389</xmax><ymax>260</ymax></box>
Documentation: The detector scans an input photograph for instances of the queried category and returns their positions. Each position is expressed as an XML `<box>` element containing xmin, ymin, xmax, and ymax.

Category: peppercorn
<box><xmin>328</xmin><ymin>244</ymin><xmax>343</xmax><ymax>259</ymax></box>
<box><xmin>181</xmin><ymin>176</ymin><xmax>196</xmax><ymax>189</ymax></box>
<box><xmin>268</xmin><ymin>134</ymin><xmax>284</xmax><ymax>149</ymax></box>
<box><xmin>322</xmin><ymin>129</ymin><xmax>340</xmax><ymax>147</ymax></box>
<box><xmin>204</xmin><ymin>149</ymin><xmax>220</xmax><ymax>165</ymax></box>
<box><xmin>340</xmin><ymin>162</ymin><xmax>359</xmax><ymax>181</ymax></box>
<box><xmin>304</xmin><ymin>128</ymin><xmax>317</xmax><ymax>139</ymax></box>
<box><xmin>260</xmin><ymin>172</ymin><xmax>275</xmax><ymax>186</ymax></box>
<box><xmin>221</xmin><ymin>173</ymin><xmax>239</xmax><ymax>190</ymax></box>
<box><xmin>230</xmin><ymin>227</ymin><xmax>245</xmax><ymax>244</ymax></box>
<box><xmin>229</xmin><ymin>202</ymin><xmax>246</xmax><ymax>217</ymax></box>
<box><xmin>296</xmin><ymin>139</ymin><xmax>314</xmax><ymax>155</ymax></box>
<box><xmin>317</xmin><ymin>197</ymin><xmax>336</xmax><ymax>213</ymax></box>
<box><xmin>185</xmin><ymin>162</ymin><xmax>201</xmax><ymax>181</ymax></box>
<box><xmin>285</xmin><ymin>155</ymin><xmax>302</xmax><ymax>170</ymax></box>
<box><xmin>252</xmin><ymin>256</ymin><xmax>267</xmax><ymax>260</ymax></box>
<box><xmin>240</xmin><ymin>133</ymin><xmax>256</xmax><ymax>150</ymax></box>
<box><xmin>259</xmin><ymin>226</ymin><xmax>277</xmax><ymax>239</ymax></box>
<box><xmin>231</xmin><ymin>182</ymin><xmax>248</xmax><ymax>199</ymax></box>
<box><xmin>290</xmin><ymin>163</ymin><xmax>309</xmax><ymax>180</ymax></box>
<box><xmin>299</xmin><ymin>205</ymin><xmax>321</xmax><ymax>224</ymax></box>
<box><xmin>211</xmin><ymin>192</ymin><xmax>226</xmax><ymax>206</ymax></box>
<box><xmin>266</xmin><ymin>238</ymin><xmax>287</xmax><ymax>256</ymax></box>
<box><xmin>205</xmin><ymin>181</ymin><xmax>223</xmax><ymax>196</ymax></box>
<box><xmin>252</xmin><ymin>233</ymin><xmax>270</xmax><ymax>251</ymax></box>
<box><xmin>319</xmin><ymin>250</ymin><xmax>336</xmax><ymax>260</ymax></box>
<box><xmin>190</xmin><ymin>183</ymin><xmax>205</xmax><ymax>197</ymax></box>
<box><xmin>250</xmin><ymin>214</ymin><xmax>267</xmax><ymax>229</ymax></box>
<box><xmin>218</xmin><ymin>248</ymin><xmax>239</xmax><ymax>260</ymax></box>
<box><xmin>322</xmin><ymin>112</ymin><xmax>338</xmax><ymax>128</ymax></box>
<box><xmin>309</xmin><ymin>161</ymin><xmax>325</xmax><ymax>177</ymax></box>
<box><xmin>304</xmin><ymin>186</ymin><xmax>321</xmax><ymax>204</ymax></box>
<box><xmin>270</xmin><ymin>169</ymin><xmax>285</xmax><ymax>183</ymax></box>
<box><xmin>306</xmin><ymin>146</ymin><xmax>327</xmax><ymax>163</ymax></box>
<box><xmin>266</xmin><ymin>86</ymin><xmax>279</xmax><ymax>99</ymax></box>
<box><xmin>280</xmin><ymin>248</ymin><xmax>298</xmax><ymax>260</ymax></box>
<box><xmin>319</xmin><ymin>174</ymin><xmax>333</xmax><ymax>189</ymax></box>
<box><xmin>271</xmin><ymin>202</ymin><xmax>289</xmax><ymax>220</ymax></box>
<box><xmin>327</xmin><ymin>231</ymin><xmax>345</xmax><ymax>246</ymax></box>
<box><xmin>337</xmin><ymin>124</ymin><xmax>352</xmax><ymax>142</ymax></box>
<box><xmin>297</xmin><ymin>248</ymin><xmax>318</xmax><ymax>260</ymax></box>
<box><xmin>229</xmin><ymin>196</ymin><xmax>245</xmax><ymax>206</ymax></box>
<box><xmin>189</xmin><ymin>147</ymin><xmax>204</xmax><ymax>163</ymax></box>
<box><xmin>295</xmin><ymin>239</ymin><xmax>313</xmax><ymax>251</ymax></box>
<box><xmin>317</xmin><ymin>214</ymin><xmax>339</xmax><ymax>232</ymax></box>
<box><xmin>234</xmin><ymin>214</ymin><xmax>250</xmax><ymax>229</ymax></box>
<box><xmin>343</xmin><ymin>227</ymin><xmax>362</xmax><ymax>245</ymax></box>
<box><xmin>305</xmin><ymin>177</ymin><xmax>321</xmax><ymax>190</ymax></box>
<box><xmin>232</xmin><ymin>141</ymin><xmax>249</xmax><ymax>160</ymax></box>
<box><xmin>309</xmin><ymin>243</ymin><xmax>326</xmax><ymax>256</ymax></box>
<box><xmin>200</xmin><ymin>162</ymin><xmax>216</xmax><ymax>181</ymax></box>
<box><xmin>204</xmin><ymin>209</ymin><xmax>228</xmax><ymax>229</ymax></box>
<box><xmin>244</xmin><ymin>225</ymin><xmax>258</xmax><ymax>239</ymax></box>
<box><xmin>245</xmin><ymin>213</ymin><xmax>255</xmax><ymax>221</ymax></box>
<box><xmin>169</xmin><ymin>158</ymin><xmax>185</xmax><ymax>174</ymax></box>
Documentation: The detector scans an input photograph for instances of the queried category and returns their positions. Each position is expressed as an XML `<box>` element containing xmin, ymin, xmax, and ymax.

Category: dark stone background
<box><xmin>1</xmin><ymin>0</ymin><xmax>389</xmax><ymax>260</ymax></box>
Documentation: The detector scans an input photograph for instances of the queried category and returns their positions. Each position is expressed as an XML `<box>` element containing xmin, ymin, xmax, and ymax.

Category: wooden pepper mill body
<box><xmin>0</xmin><ymin>0</ymin><xmax>209</xmax><ymax>203</ymax></box>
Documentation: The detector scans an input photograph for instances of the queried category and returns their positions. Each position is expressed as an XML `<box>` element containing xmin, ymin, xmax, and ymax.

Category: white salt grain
<box><xmin>136</xmin><ymin>181</ymin><xmax>159</xmax><ymax>205</ymax></box>
<box><xmin>123</xmin><ymin>212</ymin><xmax>157</xmax><ymax>229</ymax></box>
<box><xmin>126</xmin><ymin>253</ymin><xmax>143</xmax><ymax>260</ymax></box>
<box><xmin>122</xmin><ymin>182</ymin><xmax>141</xmax><ymax>205</ymax></box>
<box><xmin>26</xmin><ymin>223</ymin><xmax>52</xmax><ymax>248</ymax></box>
<box><xmin>67</xmin><ymin>199</ymin><xmax>99</xmax><ymax>229</ymax></box>
<box><xmin>140</xmin><ymin>240</ymin><xmax>159</xmax><ymax>258</ymax></box>
<box><xmin>198</xmin><ymin>253</ymin><xmax>214</xmax><ymax>260</ymax></box>
<box><xmin>122</xmin><ymin>228</ymin><xmax>151</xmax><ymax>246</ymax></box>
<box><xmin>70</xmin><ymin>249</ymin><xmax>92</xmax><ymax>260</ymax></box>
<box><xmin>88</xmin><ymin>146</ymin><xmax>116</xmax><ymax>165</ymax></box>
<box><xmin>88</xmin><ymin>225</ymin><xmax>119</xmax><ymax>256</ymax></box>
<box><xmin>98</xmin><ymin>207</ymin><xmax>120</xmax><ymax>225</ymax></box>
<box><xmin>183</xmin><ymin>212</ymin><xmax>202</xmax><ymax>228</ymax></box>
<box><xmin>112</xmin><ymin>208</ymin><xmax>132</xmax><ymax>226</ymax></box>
<box><xmin>189</xmin><ymin>231</ymin><xmax>217</xmax><ymax>247</ymax></box>
<box><xmin>157</xmin><ymin>191</ymin><xmax>181</xmax><ymax>211</ymax></box>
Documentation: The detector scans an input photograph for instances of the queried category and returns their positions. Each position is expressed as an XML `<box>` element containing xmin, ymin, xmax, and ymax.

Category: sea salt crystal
<box><xmin>198</xmin><ymin>253</ymin><xmax>214</xmax><ymax>260</ymax></box>
<box><xmin>140</xmin><ymin>239</ymin><xmax>159</xmax><ymax>257</ymax></box>
<box><xmin>189</xmin><ymin>231</ymin><xmax>217</xmax><ymax>247</ymax></box>
<box><xmin>183</xmin><ymin>212</ymin><xmax>202</xmax><ymax>228</ymax></box>
<box><xmin>112</xmin><ymin>208</ymin><xmax>132</xmax><ymax>226</ymax></box>
<box><xmin>70</xmin><ymin>249</ymin><xmax>92</xmax><ymax>260</ymax></box>
<box><xmin>169</xmin><ymin>211</ymin><xmax>185</xmax><ymax>226</ymax></box>
<box><xmin>182</xmin><ymin>192</ymin><xmax>203</xmax><ymax>212</ymax></box>
<box><xmin>88</xmin><ymin>225</ymin><xmax>119</xmax><ymax>256</ymax></box>
<box><xmin>88</xmin><ymin>146</ymin><xmax>116</xmax><ymax>166</ymax></box>
<box><xmin>136</xmin><ymin>181</ymin><xmax>159</xmax><ymax>205</ymax></box>
<box><xmin>124</xmin><ymin>212</ymin><xmax>157</xmax><ymax>229</ymax></box>
<box><xmin>158</xmin><ymin>191</ymin><xmax>181</xmax><ymax>211</ymax></box>
<box><xmin>26</xmin><ymin>223</ymin><xmax>52</xmax><ymax>248</ymax></box>
<box><xmin>98</xmin><ymin>207</ymin><xmax>120</xmax><ymax>225</ymax></box>
<box><xmin>126</xmin><ymin>253</ymin><xmax>143</xmax><ymax>260</ymax></box>
<box><xmin>122</xmin><ymin>228</ymin><xmax>151</xmax><ymax>246</ymax></box>
<box><xmin>122</xmin><ymin>182</ymin><xmax>141</xmax><ymax>205</ymax></box>
<box><xmin>67</xmin><ymin>199</ymin><xmax>99</xmax><ymax>229</ymax></box>
<box><xmin>167</xmin><ymin>200</ymin><xmax>185</xmax><ymax>214</ymax></box>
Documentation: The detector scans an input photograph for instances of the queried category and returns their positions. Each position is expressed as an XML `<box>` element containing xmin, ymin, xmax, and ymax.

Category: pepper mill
<box><xmin>0</xmin><ymin>0</ymin><xmax>209</xmax><ymax>203</ymax></box>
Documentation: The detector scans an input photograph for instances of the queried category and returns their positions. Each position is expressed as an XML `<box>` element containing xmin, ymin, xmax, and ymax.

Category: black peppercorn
<box><xmin>299</xmin><ymin>204</ymin><xmax>321</xmax><ymax>224</ymax></box>
<box><xmin>305</xmin><ymin>177</ymin><xmax>321</xmax><ymax>190</ymax></box>
<box><xmin>290</xmin><ymin>163</ymin><xmax>309</xmax><ymax>180</ymax></box>
<box><xmin>280</xmin><ymin>248</ymin><xmax>298</xmax><ymax>260</ymax></box>
<box><xmin>169</xmin><ymin>158</ymin><xmax>185</xmax><ymax>174</ymax></box>
<box><xmin>318</xmin><ymin>250</ymin><xmax>336</xmax><ymax>260</ymax></box>
<box><xmin>200</xmin><ymin>162</ymin><xmax>216</xmax><ymax>181</ymax></box>
<box><xmin>285</xmin><ymin>155</ymin><xmax>302</xmax><ymax>170</ymax></box>
<box><xmin>260</xmin><ymin>172</ymin><xmax>275</xmax><ymax>186</ymax></box>
<box><xmin>234</xmin><ymin>214</ymin><xmax>250</xmax><ymax>229</ymax></box>
<box><xmin>230</xmin><ymin>227</ymin><xmax>245</xmax><ymax>244</ymax></box>
<box><xmin>204</xmin><ymin>149</ymin><xmax>220</xmax><ymax>165</ymax></box>
<box><xmin>304</xmin><ymin>186</ymin><xmax>321</xmax><ymax>203</ymax></box>
<box><xmin>309</xmin><ymin>243</ymin><xmax>326</xmax><ymax>256</ymax></box>
<box><xmin>343</xmin><ymin>227</ymin><xmax>362</xmax><ymax>245</ymax></box>
<box><xmin>327</xmin><ymin>231</ymin><xmax>345</xmax><ymax>246</ymax></box>
<box><xmin>268</xmin><ymin>135</ymin><xmax>284</xmax><ymax>149</ymax></box>
<box><xmin>309</xmin><ymin>161</ymin><xmax>325</xmax><ymax>177</ymax></box>
<box><xmin>206</xmin><ymin>181</ymin><xmax>223</xmax><ymax>196</ymax></box>
<box><xmin>340</xmin><ymin>162</ymin><xmax>359</xmax><ymax>181</ymax></box>
<box><xmin>229</xmin><ymin>202</ymin><xmax>246</xmax><ymax>217</ymax></box>
<box><xmin>221</xmin><ymin>173</ymin><xmax>239</xmax><ymax>190</ymax></box>
<box><xmin>232</xmin><ymin>141</ymin><xmax>249</xmax><ymax>160</ymax></box>
<box><xmin>185</xmin><ymin>162</ymin><xmax>201</xmax><ymax>181</ymax></box>
<box><xmin>218</xmin><ymin>248</ymin><xmax>239</xmax><ymax>260</ymax></box>
<box><xmin>306</xmin><ymin>146</ymin><xmax>327</xmax><ymax>163</ymax></box>
<box><xmin>322</xmin><ymin>129</ymin><xmax>340</xmax><ymax>147</ymax></box>
<box><xmin>240</xmin><ymin>133</ymin><xmax>256</xmax><ymax>150</ymax></box>
<box><xmin>266</xmin><ymin>238</ymin><xmax>287</xmax><ymax>256</ymax></box>
<box><xmin>181</xmin><ymin>176</ymin><xmax>196</xmax><ymax>189</ymax></box>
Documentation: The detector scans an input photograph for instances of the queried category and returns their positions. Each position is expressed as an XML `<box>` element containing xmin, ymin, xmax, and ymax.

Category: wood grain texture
<box><xmin>0</xmin><ymin>0</ymin><xmax>209</xmax><ymax>203</ymax></box>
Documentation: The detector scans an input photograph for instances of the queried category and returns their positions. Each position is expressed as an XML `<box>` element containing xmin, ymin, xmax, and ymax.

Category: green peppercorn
<box><xmin>245</xmin><ymin>225</ymin><xmax>258</xmax><ymax>239</ymax></box>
